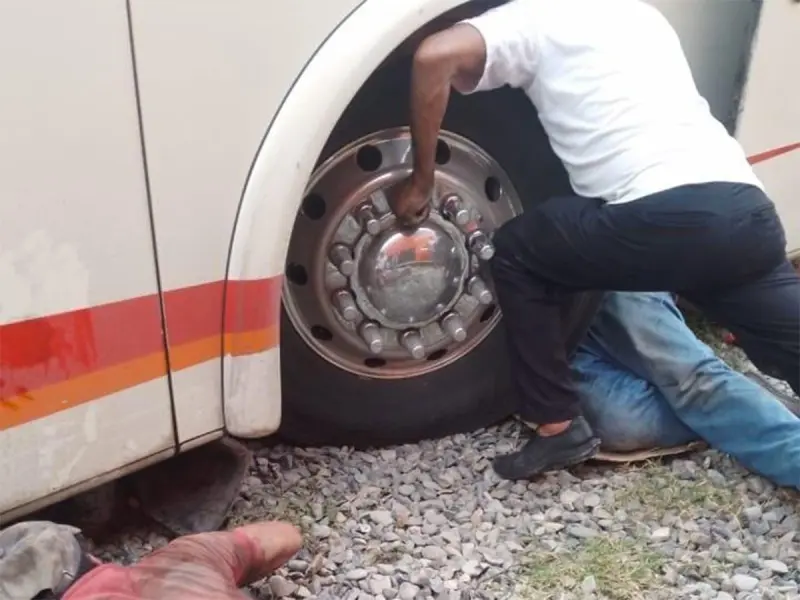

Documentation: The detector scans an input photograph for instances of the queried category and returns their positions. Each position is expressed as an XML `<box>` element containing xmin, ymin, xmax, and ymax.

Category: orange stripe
<box><xmin>748</xmin><ymin>142</ymin><xmax>800</xmax><ymax>165</ymax></box>
<box><xmin>0</xmin><ymin>274</ymin><xmax>283</xmax><ymax>431</ymax></box>
<box><xmin>0</xmin><ymin>352</ymin><xmax>169</xmax><ymax>430</ymax></box>
<box><xmin>169</xmin><ymin>327</ymin><xmax>280</xmax><ymax>371</ymax></box>
<box><xmin>0</xmin><ymin>327</ymin><xmax>278</xmax><ymax>430</ymax></box>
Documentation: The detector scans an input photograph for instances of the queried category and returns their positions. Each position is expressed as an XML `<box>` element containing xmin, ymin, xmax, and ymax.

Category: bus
<box><xmin>1</xmin><ymin>0</ymin><xmax>797</xmax><ymax>522</ymax></box>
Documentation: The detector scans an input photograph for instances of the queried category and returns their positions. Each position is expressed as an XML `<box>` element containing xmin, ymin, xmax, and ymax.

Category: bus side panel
<box><xmin>0</xmin><ymin>0</ymin><xmax>175</xmax><ymax>518</ymax></box>
<box><xmin>128</xmin><ymin>0</ymin><xmax>360</xmax><ymax>442</ymax></box>
<box><xmin>647</xmin><ymin>0</ymin><xmax>760</xmax><ymax>133</ymax></box>
<box><xmin>734</xmin><ymin>0</ymin><xmax>800</xmax><ymax>255</ymax></box>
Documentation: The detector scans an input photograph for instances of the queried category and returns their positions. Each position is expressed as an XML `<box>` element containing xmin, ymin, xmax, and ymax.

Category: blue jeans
<box><xmin>572</xmin><ymin>291</ymin><xmax>800</xmax><ymax>489</ymax></box>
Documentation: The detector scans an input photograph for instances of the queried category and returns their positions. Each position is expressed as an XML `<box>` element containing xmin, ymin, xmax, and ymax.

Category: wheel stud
<box><xmin>355</xmin><ymin>204</ymin><xmax>381</xmax><ymax>235</ymax></box>
<box><xmin>468</xmin><ymin>230</ymin><xmax>495</xmax><ymax>261</ymax></box>
<box><xmin>332</xmin><ymin>289</ymin><xmax>360</xmax><ymax>321</ymax></box>
<box><xmin>359</xmin><ymin>321</ymin><xmax>383</xmax><ymax>354</ymax></box>
<box><xmin>441</xmin><ymin>312</ymin><xmax>467</xmax><ymax>342</ymax></box>
<box><xmin>441</xmin><ymin>193</ymin><xmax>470</xmax><ymax>227</ymax></box>
<box><xmin>400</xmin><ymin>330</ymin><xmax>425</xmax><ymax>359</ymax></box>
<box><xmin>468</xmin><ymin>276</ymin><xmax>493</xmax><ymax>305</ymax></box>
<box><xmin>329</xmin><ymin>243</ymin><xmax>355</xmax><ymax>277</ymax></box>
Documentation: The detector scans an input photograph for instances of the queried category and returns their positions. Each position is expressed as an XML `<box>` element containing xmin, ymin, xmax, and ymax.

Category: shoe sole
<box><xmin>593</xmin><ymin>441</ymin><xmax>706</xmax><ymax>463</ymax></box>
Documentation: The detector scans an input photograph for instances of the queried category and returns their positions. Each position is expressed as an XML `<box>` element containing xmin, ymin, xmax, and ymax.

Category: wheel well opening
<box><xmin>281</xmin><ymin>0</ymin><xmax>517</xmax><ymax>289</ymax></box>
<box><xmin>311</xmin><ymin>0</ymin><xmax>514</xmax><ymax>173</ymax></box>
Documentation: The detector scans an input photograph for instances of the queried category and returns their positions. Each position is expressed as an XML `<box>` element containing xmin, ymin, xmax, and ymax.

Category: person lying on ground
<box><xmin>571</xmin><ymin>291</ymin><xmax>800</xmax><ymax>490</ymax></box>
<box><xmin>389</xmin><ymin>0</ymin><xmax>800</xmax><ymax>480</ymax></box>
<box><xmin>0</xmin><ymin>519</ymin><xmax>302</xmax><ymax>600</ymax></box>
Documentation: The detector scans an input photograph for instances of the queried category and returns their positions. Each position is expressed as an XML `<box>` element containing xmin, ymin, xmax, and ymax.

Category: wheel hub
<box><xmin>283</xmin><ymin>127</ymin><xmax>521</xmax><ymax>379</ymax></box>
<box><xmin>351</xmin><ymin>216</ymin><xmax>469</xmax><ymax>328</ymax></box>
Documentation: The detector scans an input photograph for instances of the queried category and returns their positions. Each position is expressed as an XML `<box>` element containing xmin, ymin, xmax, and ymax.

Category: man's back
<box><xmin>461</xmin><ymin>0</ymin><xmax>762</xmax><ymax>203</ymax></box>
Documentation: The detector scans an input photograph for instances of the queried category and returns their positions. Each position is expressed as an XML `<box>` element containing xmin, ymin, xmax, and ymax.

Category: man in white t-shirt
<box><xmin>388</xmin><ymin>0</ymin><xmax>800</xmax><ymax>480</ymax></box>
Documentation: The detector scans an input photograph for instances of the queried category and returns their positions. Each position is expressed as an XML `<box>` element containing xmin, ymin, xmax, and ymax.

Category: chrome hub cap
<box><xmin>351</xmin><ymin>215</ymin><xmax>470</xmax><ymax>328</ymax></box>
<box><xmin>284</xmin><ymin>127</ymin><xmax>521</xmax><ymax>379</ymax></box>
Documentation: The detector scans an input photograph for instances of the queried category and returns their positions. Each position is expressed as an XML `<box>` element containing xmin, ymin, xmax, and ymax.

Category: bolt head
<box><xmin>478</xmin><ymin>245</ymin><xmax>495</xmax><ymax>261</ymax></box>
<box><xmin>339</xmin><ymin>260</ymin><xmax>355</xmax><ymax>277</ymax></box>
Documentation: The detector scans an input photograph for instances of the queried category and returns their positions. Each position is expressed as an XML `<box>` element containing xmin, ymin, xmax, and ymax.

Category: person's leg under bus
<box><xmin>687</xmin><ymin>260</ymin><xmax>800</xmax><ymax>395</ymax></box>
<box><xmin>571</xmin><ymin>333</ymin><xmax>700</xmax><ymax>459</ymax></box>
<box><xmin>594</xmin><ymin>289</ymin><xmax>800</xmax><ymax>489</ymax></box>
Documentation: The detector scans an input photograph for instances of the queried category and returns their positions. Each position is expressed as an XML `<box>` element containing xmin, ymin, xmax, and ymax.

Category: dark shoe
<box><xmin>493</xmin><ymin>416</ymin><xmax>601</xmax><ymax>480</ymax></box>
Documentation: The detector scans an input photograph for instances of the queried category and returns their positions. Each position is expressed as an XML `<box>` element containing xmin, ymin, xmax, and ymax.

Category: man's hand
<box><xmin>387</xmin><ymin>175</ymin><xmax>433</xmax><ymax>228</ymax></box>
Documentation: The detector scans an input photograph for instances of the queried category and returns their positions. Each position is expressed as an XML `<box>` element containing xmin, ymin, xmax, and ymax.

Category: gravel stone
<box><xmin>732</xmin><ymin>574</ymin><xmax>759</xmax><ymax>592</ymax></box>
<box><xmin>81</xmin><ymin>325</ymin><xmax>799</xmax><ymax>600</ymax></box>
<box><xmin>560</xmin><ymin>489</ymin><xmax>580</xmax><ymax>506</ymax></box>
<box><xmin>287</xmin><ymin>559</ymin><xmax>309</xmax><ymax>572</ymax></box>
<box><xmin>651</xmin><ymin>527</ymin><xmax>671</xmax><ymax>542</ymax></box>
<box><xmin>567</xmin><ymin>524</ymin><xmax>598</xmax><ymax>539</ymax></box>
<box><xmin>421</xmin><ymin>545</ymin><xmax>448</xmax><ymax>563</ymax></box>
<box><xmin>461</xmin><ymin>560</ymin><xmax>483</xmax><ymax>577</ymax></box>
<box><xmin>346</xmin><ymin>568</ymin><xmax>370</xmax><ymax>581</ymax></box>
<box><xmin>368</xmin><ymin>575</ymin><xmax>393</xmax><ymax>596</ymax></box>
<box><xmin>398</xmin><ymin>582</ymin><xmax>420</xmax><ymax>600</ymax></box>
<box><xmin>763</xmin><ymin>559</ymin><xmax>789</xmax><ymax>574</ymax></box>
<box><xmin>583</xmin><ymin>492</ymin><xmax>602</xmax><ymax>508</ymax></box>
<box><xmin>368</xmin><ymin>510</ymin><xmax>393</xmax><ymax>526</ymax></box>
<box><xmin>312</xmin><ymin>524</ymin><xmax>331</xmax><ymax>539</ymax></box>
<box><xmin>268</xmin><ymin>575</ymin><xmax>298</xmax><ymax>597</ymax></box>
<box><xmin>581</xmin><ymin>575</ymin><xmax>597</xmax><ymax>594</ymax></box>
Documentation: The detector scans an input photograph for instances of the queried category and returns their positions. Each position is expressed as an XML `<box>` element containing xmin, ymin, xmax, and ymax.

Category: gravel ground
<box><xmin>76</xmin><ymin>322</ymin><xmax>799</xmax><ymax>600</ymax></box>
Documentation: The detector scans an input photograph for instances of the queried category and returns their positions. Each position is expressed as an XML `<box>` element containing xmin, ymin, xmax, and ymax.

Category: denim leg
<box><xmin>572</xmin><ymin>347</ymin><xmax>697</xmax><ymax>452</ymax></box>
<box><xmin>584</xmin><ymin>291</ymin><xmax>800</xmax><ymax>489</ymax></box>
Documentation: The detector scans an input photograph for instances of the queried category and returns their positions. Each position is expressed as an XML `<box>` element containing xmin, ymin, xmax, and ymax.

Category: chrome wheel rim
<box><xmin>283</xmin><ymin>127</ymin><xmax>521</xmax><ymax>379</ymax></box>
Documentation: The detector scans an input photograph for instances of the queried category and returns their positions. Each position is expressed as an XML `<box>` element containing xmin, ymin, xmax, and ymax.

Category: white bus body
<box><xmin>1</xmin><ymin>0</ymin><xmax>797</xmax><ymax>522</ymax></box>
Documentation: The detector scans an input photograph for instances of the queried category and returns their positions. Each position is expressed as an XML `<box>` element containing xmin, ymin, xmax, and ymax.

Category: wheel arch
<box><xmin>221</xmin><ymin>0</ymin><xmax>508</xmax><ymax>437</ymax></box>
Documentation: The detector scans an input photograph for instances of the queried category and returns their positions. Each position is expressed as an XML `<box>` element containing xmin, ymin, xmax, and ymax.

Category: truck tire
<box><xmin>278</xmin><ymin>58</ymin><xmax>601</xmax><ymax>448</ymax></box>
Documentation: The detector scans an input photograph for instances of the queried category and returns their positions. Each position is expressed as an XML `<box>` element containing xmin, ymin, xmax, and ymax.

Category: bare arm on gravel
<box><xmin>64</xmin><ymin>522</ymin><xmax>302</xmax><ymax>599</ymax></box>
<box><xmin>388</xmin><ymin>24</ymin><xmax>486</xmax><ymax>227</ymax></box>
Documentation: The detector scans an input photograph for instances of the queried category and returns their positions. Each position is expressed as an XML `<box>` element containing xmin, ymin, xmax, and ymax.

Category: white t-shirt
<box><xmin>459</xmin><ymin>0</ymin><xmax>763</xmax><ymax>204</ymax></box>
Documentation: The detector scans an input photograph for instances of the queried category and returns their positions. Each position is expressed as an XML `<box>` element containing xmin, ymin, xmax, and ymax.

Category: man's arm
<box><xmin>409</xmin><ymin>24</ymin><xmax>487</xmax><ymax>191</ymax></box>
<box><xmin>389</xmin><ymin>1</ymin><xmax>538</xmax><ymax>225</ymax></box>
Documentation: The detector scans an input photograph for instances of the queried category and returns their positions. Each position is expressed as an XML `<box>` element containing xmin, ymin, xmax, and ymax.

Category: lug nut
<box><xmin>332</xmin><ymin>289</ymin><xmax>359</xmax><ymax>321</ymax></box>
<box><xmin>468</xmin><ymin>231</ymin><xmax>495</xmax><ymax>261</ymax></box>
<box><xmin>355</xmin><ymin>204</ymin><xmax>381</xmax><ymax>235</ymax></box>
<box><xmin>468</xmin><ymin>276</ymin><xmax>493</xmax><ymax>305</ymax></box>
<box><xmin>442</xmin><ymin>312</ymin><xmax>467</xmax><ymax>342</ymax></box>
<box><xmin>329</xmin><ymin>243</ymin><xmax>355</xmax><ymax>277</ymax></box>
<box><xmin>441</xmin><ymin>193</ymin><xmax>470</xmax><ymax>227</ymax></box>
<box><xmin>400</xmin><ymin>330</ymin><xmax>425</xmax><ymax>359</ymax></box>
<box><xmin>359</xmin><ymin>321</ymin><xmax>383</xmax><ymax>354</ymax></box>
